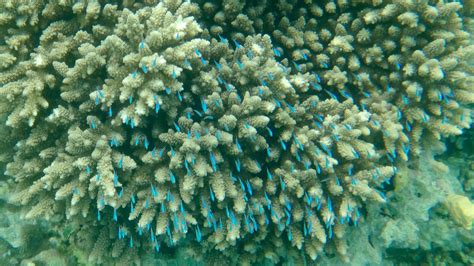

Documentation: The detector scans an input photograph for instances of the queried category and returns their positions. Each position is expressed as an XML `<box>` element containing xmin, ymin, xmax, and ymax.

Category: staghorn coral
<box><xmin>0</xmin><ymin>0</ymin><xmax>472</xmax><ymax>265</ymax></box>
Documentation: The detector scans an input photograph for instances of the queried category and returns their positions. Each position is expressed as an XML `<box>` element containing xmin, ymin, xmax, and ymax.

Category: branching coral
<box><xmin>1</xmin><ymin>0</ymin><xmax>472</xmax><ymax>265</ymax></box>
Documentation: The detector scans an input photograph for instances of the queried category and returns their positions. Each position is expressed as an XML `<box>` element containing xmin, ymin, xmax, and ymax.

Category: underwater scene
<box><xmin>0</xmin><ymin>0</ymin><xmax>473</xmax><ymax>265</ymax></box>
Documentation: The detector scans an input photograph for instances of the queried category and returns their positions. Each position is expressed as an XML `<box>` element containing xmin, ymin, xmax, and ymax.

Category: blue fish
<box><xmin>195</xmin><ymin>226</ymin><xmax>202</xmax><ymax>242</ymax></box>
<box><xmin>144</xmin><ymin>137</ymin><xmax>149</xmax><ymax>149</ymax></box>
<box><xmin>139</xmin><ymin>40</ymin><xmax>145</xmax><ymax>49</ymax></box>
<box><xmin>238</xmin><ymin>177</ymin><xmax>245</xmax><ymax>192</ymax></box>
<box><xmin>214</xmin><ymin>60</ymin><xmax>222</xmax><ymax>71</ymax></box>
<box><xmin>113</xmin><ymin>208</ymin><xmax>117</xmax><ymax>221</ymax></box>
<box><xmin>195</xmin><ymin>48</ymin><xmax>201</xmax><ymax>57</ymax></box>
<box><xmin>236</xmin><ymin>59</ymin><xmax>244</xmax><ymax>69</ymax></box>
<box><xmin>292</xmin><ymin>61</ymin><xmax>302</xmax><ymax>72</ymax></box>
<box><xmin>232</xmin><ymin>39</ymin><xmax>242</xmax><ymax>49</ymax></box>
<box><xmin>201</xmin><ymin>98</ymin><xmax>207</xmax><ymax>112</ymax></box>
<box><xmin>183</xmin><ymin>59</ymin><xmax>191</xmax><ymax>68</ymax></box>
<box><xmin>165</xmin><ymin>87</ymin><xmax>171</xmax><ymax>94</ymax></box>
<box><xmin>108</xmin><ymin>107</ymin><xmax>113</xmax><ymax>117</ymax></box>
<box><xmin>113</xmin><ymin>170</ymin><xmax>118</xmax><ymax>186</ymax></box>
<box><xmin>402</xmin><ymin>95</ymin><xmax>409</xmax><ymax>105</ymax></box>
<box><xmin>169</xmin><ymin>171</ymin><xmax>176</xmax><ymax>184</ymax></box>
<box><xmin>246</xmin><ymin>180</ymin><xmax>253</xmax><ymax>196</ymax></box>
<box><xmin>153</xmin><ymin>97</ymin><xmax>160</xmax><ymax>113</ymax></box>
<box><xmin>200</xmin><ymin>57</ymin><xmax>207</xmax><ymax>65</ymax></box>
<box><xmin>302</xmin><ymin>52</ymin><xmax>308</xmax><ymax>60</ymax></box>
<box><xmin>151</xmin><ymin>184</ymin><xmax>158</xmax><ymax>197</ymax></box>
<box><xmin>273</xmin><ymin>48</ymin><xmax>281</xmax><ymax>57</ymax></box>
<box><xmin>264</xmin><ymin>192</ymin><xmax>271</xmax><ymax>207</ymax></box>
<box><xmin>266</xmin><ymin>168</ymin><xmax>273</xmax><ymax>180</ymax></box>
<box><xmin>327</xmin><ymin>197</ymin><xmax>333</xmax><ymax>212</ymax></box>
<box><xmin>132</xmin><ymin>70</ymin><xmax>137</xmax><ymax>79</ymax></box>
<box><xmin>97</xmin><ymin>209</ymin><xmax>101</xmax><ymax>221</ymax></box>
<box><xmin>325</xmin><ymin>90</ymin><xmax>338</xmax><ymax>100</ymax></box>
<box><xmin>141</xmin><ymin>64</ymin><xmax>148</xmax><ymax>74</ymax></box>
<box><xmin>218</xmin><ymin>34</ymin><xmax>228</xmax><ymax>43</ymax></box>
<box><xmin>90</xmin><ymin>119</ymin><xmax>96</xmax><ymax>129</ymax></box>
<box><xmin>235</xmin><ymin>158</ymin><xmax>241</xmax><ymax>172</ymax></box>
<box><xmin>210</xmin><ymin>151</ymin><xmax>217</xmax><ymax>172</ymax></box>
<box><xmin>173</xmin><ymin>121</ymin><xmax>181</xmax><ymax>132</ymax></box>
<box><xmin>266</xmin><ymin>127</ymin><xmax>273</xmax><ymax>137</ymax></box>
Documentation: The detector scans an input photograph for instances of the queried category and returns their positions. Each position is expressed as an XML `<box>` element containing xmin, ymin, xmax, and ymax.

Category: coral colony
<box><xmin>0</xmin><ymin>0</ymin><xmax>472</xmax><ymax>264</ymax></box>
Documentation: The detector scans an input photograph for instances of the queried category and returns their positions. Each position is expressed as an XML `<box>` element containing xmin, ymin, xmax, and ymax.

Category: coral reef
<box><xmin>0</xmin><ymin>0</ymin><xmax>472</xmax><ymax>265</ymax></box>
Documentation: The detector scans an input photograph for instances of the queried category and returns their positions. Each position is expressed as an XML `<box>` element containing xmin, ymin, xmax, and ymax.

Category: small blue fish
<box><xmin>246</xmin><ymin>180</ymin><xmax>253</xmax><ymax>196</ymax></box>
<box><xmin>238</xmin><ymin>177</ymin><xmax>245</xmax><ymax>192</ymax></box>
<box><xmin>200</xmin><ymin>57</ymin><xmax>207</xmax><ymax>65</ymax></box>
<box><xmin>183</xmin><ymin>59</ymin><xmax>191</xmax><ymax>68</ymax></box>
<box><xmin>108</xmin><ymin>107</ymin><xmax>113</xmax><ymax>117</ymax></box>
<box><xmin>214</xmin><ymin>60</ymin><xmax>222</xmax><ymax>71</ymax></box>
<box><xmin>132</xmin><ymin>70</ymin><xmax>137</xmax><ymax>79</ymax></box>
<box><xmin>165</xmin><ymin>87</ymin><xmax>171</xmax><ymax>94</ymax></box>
<box><xmin>201</xmin><ymin>97</ymin><xmax>207</xmax><ymax>112</ymax></box>
<box><xmin>302</xmin><ymin>52</ymin><xmax>308</xmax><ymax>60</ymax></box>
<box><xmin>341</xmin><ymin>90</ymin><xmax>352</xmax><ymax>99</ymax></box>
<box><xmin>236</xmin><ymin>59</ymin><xmax>244</xmax><ymax>69</ymax></box>
<box><xmin>232</xmin><ymin>39</ymin><xmax>242</xmax><ymax>49</ymax></box>
<box><xmin>90</xmin><ymin>119</ymin><xmax>96</xmax><ymax>129</ymax></box>
<box><xmin>173</xmin><ymin>121</ymin><xmax>181</xmax><ymax>132</ymax></box>
<box><xmin>172</xmin><ymin>68</ymin><xmax>177</xmax><ymax>79</ymax></box>
<box><xmin>325</xmin><ymin>90</ymin><xmax>338</xmax><ymax>100</ymax></box>
<box><xmin>273</xmin><ymin>48</ymin><xmax>281</xmax><ymax>57</ymax></box>
<box><xmin>209</xmin><ymin>185</ymin><xmax>215</xmax><ymax>201</ymax></box>
<box><xmin>266</xmin><ymin>168</ymin><xmax>272</xmax><ymax>184</ymax></box>
<box><xmin>327</xmin><ymin>197</ymin><xmax>333</xmax><ymax>212</ymax></box>
<box><xmin>292</xmin><ymin>61</ymin><xmax>302</xmax><ymax>72</ymax></box>
<box><xmin>266</xmin><ymin>127</ymin><xmax>273</xmax><ymax>137</ymax></box>
<box><xmin>154</xmin><ymin>102</ymin><xmax>160</xmax><ymax>114</ymax></box>
<box><xmin>195</xmin><ymin>225</ymin><xmax>202</xmax><ymax>242</ymax></box>
<box><xmin>113</xmin><ymin>208</ymin><xmax>117</xmax><ymax>221</ymax></box>
<box><xmin>169</xmin><ymin>171</ymin><xmax>176</xmax><ymax>184</ymax></box>
<box><xmin>141</xmin><ymin>64</ymin><xmax>148</xmax><ymax>74</ymax></box>
<box><xmin>195</xmin><ymin>48</ymin><xmax>201</xmax><ymax>57</ymax></box>
<box><xmin>139</xmin><ymin>40</ymin><xmax>145</xmax><ymax>49</ymax></box>
<box><xmin>279</xmin><ymin>176</ymin><xmax>286</xmax><ymax>191</ymax></box>
<box><xmin>280</xmin><ymin>139</ymin><xmax>286</xmax><ymax>150</ymax></box>
<box><xmin>210</xmin><ymin>151</ymin><xmax>217</xmax><ymax>172</ymax></box>
<box><xmin>86</xmin><ymin>165</ymin><xmax>91</xmax><ymax>174</ymax></box>
<box><xmin>144</xmin><ymin>137</ymin><xmax>149</xmax><ymax>149</ymax></box>
<box><xmin>113</xmin><ymin>170</ymin><xmax>118</xmax><ymax>186</ymax></box>
<box><xmin>235</xmin><ymin>158</ymin><xmax>241</xmax><ymax>172</ymax></box>
<box><xmin>218</xmin><ymin>34</ymin><xmax>228</xmax><ymax>43</ymax></box>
